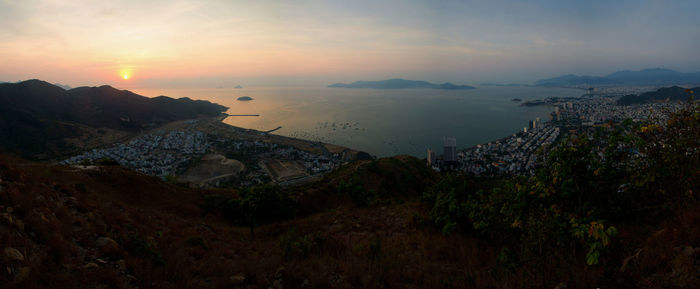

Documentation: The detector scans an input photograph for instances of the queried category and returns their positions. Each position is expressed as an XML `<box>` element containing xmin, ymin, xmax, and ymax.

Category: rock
<box><xmin>680</xmin><ymin>246</ymin><xmax>697</xmax><ymax>257</ymax></box>
<box><xmin>4</xmin><ymin>247</ymin><xmax>25</xmax><ymax>261</ymax></box>
<box><xmin>272</xmin><ymin>279</ymin><xmax>284</xmax><ymax>289</ymax></box>
<box><xmin>127</xmin><ymin>274</ymin><xmax>138</xmax><ymax>283</ymax></box>
<box><xmin>14</xmin><ymin>219</ymin><xmax>24</xmax><ymax>231</ymax></box>
<box><xmin>230</xmin><ymin>274</ymin><xmax>246</xmax><ymax>284</ymax></box>
<box><xmin>14</xmin><ymin>266</ymin><xmax>30</xmax><ymax>282</ymax></box>
<box><xmin>84</xmin><ymin>262</ymin><xmax>99</xmax><ymax>269</ymax></box>
<box><xmin>116</xmin><ymin>259</ymin><xmax>126</xmax><ymax>271</ymax></box>
<box><xmin>96</xmin><ymin>237</ymin><xmax>118</xmax><ymax>253</ymax></box>
<box><xmin>274</xmin><ymin>266</ymin><xmax>286</xmax><ymax>279</ymax></box>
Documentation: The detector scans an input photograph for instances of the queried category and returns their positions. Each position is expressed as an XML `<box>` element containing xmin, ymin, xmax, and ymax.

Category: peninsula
<box><xmin>328</xmin><ymin>78</ymin><xmax>475</xmax><ymax>90</ymax></box>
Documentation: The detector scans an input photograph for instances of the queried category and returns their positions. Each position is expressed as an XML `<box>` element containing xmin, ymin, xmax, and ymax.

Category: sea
<box><xmin>132</xmin><ymin>86</ymin><xmax>584</xmax><ymax>158</ymax></box>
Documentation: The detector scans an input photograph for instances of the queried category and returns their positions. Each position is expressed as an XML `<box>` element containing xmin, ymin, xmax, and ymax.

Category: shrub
<box><xmin>279</xmin><ymin>228</ymin><xmax>324</xmax><ymax>259</ymax></box>
<box><xmin>422</xmin><ymin>99</ymin><xmax>699</xmax><ymax>266</ymax></box>
<box><xmin>337</xmin><ymin>173</ymin><xmax>372</xmax><ymax>207</ymax></box>
<box><xmin>200</xmin><ymin>184</ymin><xmax>297</xmax><ymax>232</ymax></box>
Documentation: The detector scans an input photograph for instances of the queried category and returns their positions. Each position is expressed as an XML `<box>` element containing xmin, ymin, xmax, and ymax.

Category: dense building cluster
<box><xmin>213</xmin><ymin>137</ymin><xmax>345</xmax><ymax>178</ymax></box>
<box><xmin>62</xmin><ymin>130</ymin><xmax>209</xmax><ymax>176</ymax></box>
<box><xmin>431</xmin><ymin>93</ymin><xmax>686</xmax><ymax>176</ymax></box>
<box><xmin>443</xmin><ymin>125</ymin><xmax>559</xmax><ymax>175</ymax></box>
<box><xmin>556</xmin><ymin>97</ymin><xmax>682</xmax><ymax>125</ymax></box>
<box><xmin>63</xmin><ymin>125</ymin><xmax>347</xmax><ymax>186</ymax></box>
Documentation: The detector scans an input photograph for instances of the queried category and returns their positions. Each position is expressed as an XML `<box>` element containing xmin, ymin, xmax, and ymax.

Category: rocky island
<box><xmin>328</xmin><ymin>78</ymin><xmax>475</xmax><ymax>90</ymax></box>
<box><xmin>237</xmin><ymin>96</ymin><xmax>253</xmax><ymax>101</ymax></box>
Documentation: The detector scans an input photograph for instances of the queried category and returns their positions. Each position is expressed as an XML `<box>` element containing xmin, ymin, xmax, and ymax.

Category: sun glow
<box><xmin>119</xmin><ymin>68</ymin><xmax>132</xmax><ymax>80</ymax></box>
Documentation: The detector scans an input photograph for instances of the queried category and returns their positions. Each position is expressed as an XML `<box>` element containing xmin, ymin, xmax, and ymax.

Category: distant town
<box><xmin>428</xmin><ymin>86</ymin><xmax>686</xmax><ymax>175</ymax></box>
<box><xmin>62</xmin><ymin>118</ymin><xmax>354</xmax><ymax>188</ymax></box>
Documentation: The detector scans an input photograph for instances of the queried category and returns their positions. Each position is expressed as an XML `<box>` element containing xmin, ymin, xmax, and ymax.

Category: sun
<box><xmin>119</xmin><ymin>68</ymin><xmax>133</xmax><ymax>80</ymax></box>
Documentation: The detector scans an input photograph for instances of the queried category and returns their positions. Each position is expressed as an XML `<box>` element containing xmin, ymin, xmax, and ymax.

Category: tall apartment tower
<box><xmin>427</xmin><ymin>149</ymin><xmax>436</xmax><ymax>166</ymax></box>
<box><xmin>443</xmin><ymin>137</ymin><xmax>457</xmax><ymax>162</ymax></box>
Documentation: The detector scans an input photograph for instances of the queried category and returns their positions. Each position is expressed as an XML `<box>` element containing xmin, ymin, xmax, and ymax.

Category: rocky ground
<box><xmin>1</xmin><ymin>154</ymin><xmax>699</xmax><ymax>289</ymax></box>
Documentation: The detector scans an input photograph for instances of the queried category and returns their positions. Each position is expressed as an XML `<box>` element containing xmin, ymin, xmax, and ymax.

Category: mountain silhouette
<box><xmin>329</xmin><ymin>78</ymin><xmax>475</xmax><ymax>90</ymax></box>
<box><xmin>617</xmin><ymin>85</ymin><xmax>699</xmax><ymax>105</ymax></box>
<box><xmin>535</xmin><ymin>68</ymin><xmax>700</xmax><ymax>86</ymax></box>
<box><xmin>0</xmin><ymin>79</ymin><xmax>227</xmax><ymax>159</ymax></box>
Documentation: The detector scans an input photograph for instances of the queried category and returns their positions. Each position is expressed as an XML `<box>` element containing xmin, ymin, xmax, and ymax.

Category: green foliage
<box><xmin>125</xmin><ymin>229</ymin><xmax>165</xmax><ymax>266</ymax></box>
<box><xmin>570</xmin><ymin>219</ymin><xmax>618</xmax><ymax>265</ymax></box>
<box><xmin>278</xmin><ymin>228</ymin><xmax>324</xmax><ymax>259</ymax></box>
<box><xmin>95</xmin><ymin>157</ymin><xmax>119</xmax><ymax>166</ymax></box>
<box><xmin>337</xmin><ymin>173</ymin><xmax>373</xmax><ymax>207</ymax></box>
<box><xmin>496</xmin><ymin>247</ymin><xmax>517</xmax><ymax>271</ymax></box>
<box><xmin>422</xmin><ymin>99</ymin><xmax>699</xmax><ymax>266</ymax></box>
<box><xmin>335</xmin><ymin>157</ymin><xmax>434</xmax><ymax>207</ymax></box>
<box><xmin>200</xmin><ymin>184</ymin><xmax>297</xmax><ymax>230</ymax></box>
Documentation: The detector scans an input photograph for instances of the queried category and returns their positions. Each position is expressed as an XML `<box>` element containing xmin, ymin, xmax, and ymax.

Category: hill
<box><xmin>535</xmin><ymin>68</ymin><xmax>700</xmax><ymax>87</ymax></box>
<box><xmin>329</xmin><ymin>78</ymin><xmax>475</xmax><ymax>90</ymax></box>
<box><xmin>1</xmin><ymin>121</ymin><xmax>699</xmax><ymax>288</ymax></box>
<box><xmin>0</xmin><ymin>80</ymin><xmax>227</xmax><ymax>159</ymax></box>
<box><xmin>617</xmin><ymin>86</ymin><xmax>699</xmax><ymax>105</ymax></box>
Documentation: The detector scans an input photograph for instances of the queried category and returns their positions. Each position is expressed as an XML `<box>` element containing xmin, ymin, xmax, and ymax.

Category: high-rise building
<box><xmin>427</xmin><ymin>149</ymin><xmax>436</xmax><ymax>166</ymax></box>
<box><xmin>443</xmin><ymin>137</ymin><xmax>456</xmax><ymax>162</ymax></box>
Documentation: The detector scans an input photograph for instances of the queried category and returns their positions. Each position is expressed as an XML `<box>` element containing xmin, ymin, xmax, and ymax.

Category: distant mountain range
<box><xmin>617</xmin><ymin>86</ymin><xmax>699</xmax><ymax>105</ymax></box>
<box><xmin>0</xmin><ymin>79</ymin><xmax>227</xmax><ymax>159</ymax></box>
<box><xmin>54</xmin><ymin>83</ymin><xmax>72</xmax><ymax>90</ymax></box>
<box><xmin>329</xmin><ymin>78</ymin><xmax>475</xmax><ymax>90</ymax></box>
<box><xmin>535</xmin><ymin>68</ymin><xmax>700</xmax><ymax>87</ymax></box>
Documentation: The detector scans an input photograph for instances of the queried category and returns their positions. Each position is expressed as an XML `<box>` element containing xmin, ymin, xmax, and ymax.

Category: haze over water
<box><xmin>133</xmin><ymin>86</ymin><xmax>583</xmax><ymax>157</ymax></box>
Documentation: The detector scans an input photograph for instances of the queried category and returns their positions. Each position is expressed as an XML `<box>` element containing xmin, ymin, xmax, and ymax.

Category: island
<box><xmin>234</xmin><ymin>85</ymin><xmax>243</xmax><ymax>89</ymax></box>
<box><xmin>328</xmin><ymin>78</ymin><xmax>475</xmax><ymax>90</ymax></box>
<box><xmin>237</xmin><ymin>96</ymin><xmax>253</xmax><ymax>101</ymax></box>
<box><xmin>511</xmin><ymin>98</ymin><xmax>522</xmax><ymax>102</ymax></box>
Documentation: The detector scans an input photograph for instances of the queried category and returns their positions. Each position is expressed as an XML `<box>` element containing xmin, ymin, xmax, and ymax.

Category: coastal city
<box><xmin>428</xmin><ymin>90</ymin><xmax>687</xmax><ymax>176</ymax></box>
<box><xmin>58</xmin><ymin>85</ymin><xmax>691</xmax><ymax>183</ymax></box>
<box><xmin>61</xmin><ymin>120</ymin><xmax>350</xmax><ymax>187</ymax></box>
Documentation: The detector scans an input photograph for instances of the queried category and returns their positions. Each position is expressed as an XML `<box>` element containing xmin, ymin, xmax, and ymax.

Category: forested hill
<box><xmin>0</xmin><ymin>79</ymin><xmax>227</xmax><ymax>159</ymax></box>
<box><xmin>617</xmin><ymin>86</ymin><xmax>699</xmax><ymax>105</ymax></box>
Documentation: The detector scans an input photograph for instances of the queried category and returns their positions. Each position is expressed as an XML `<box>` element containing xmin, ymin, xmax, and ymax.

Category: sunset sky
<box><xmin>1</xmin><ymin>0</ymin><xmax>699</xmax><ymax>88</ymax></box>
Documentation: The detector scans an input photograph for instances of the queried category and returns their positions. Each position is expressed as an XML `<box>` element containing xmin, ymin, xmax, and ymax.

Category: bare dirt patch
<box><xmin>262</xmin><ymin>159</ymin><xmax>309</xmax><ymax>182</ymax></box>
<box><xmin>181</xmin><ymin>154</ymin><xmax>245</xmax><ymax>187</ymax></box>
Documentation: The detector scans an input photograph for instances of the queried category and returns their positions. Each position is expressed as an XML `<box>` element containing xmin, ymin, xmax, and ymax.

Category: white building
<box><xmin>443</xmin><ymin>137</ymin><xmax>457</xmax><ymax>162</ymax></box>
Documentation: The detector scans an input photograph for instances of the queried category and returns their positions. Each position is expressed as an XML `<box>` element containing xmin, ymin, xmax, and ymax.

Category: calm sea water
<box><xmin>132</xmin><ymin>86</ymin><xmax>583</xmax><ymax>157</ymax></box>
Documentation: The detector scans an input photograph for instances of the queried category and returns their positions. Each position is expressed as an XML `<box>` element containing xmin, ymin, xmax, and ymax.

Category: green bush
<box><xmin>422</xmin><ymin>99</ymin><xmax>699</xmax><ymax>266</ymax></box>
<box><xmin>337</xmin><ymin>173</ymin><xmax>372</xmax><ymax>207</ymax></box>
<box><xmin>200</xmin><ymin>184</ymin><xmax>297</xmax><ymax>231</ymax></box>
<box><xmin>278</xmin><ymin>228</ymin><xmax>324</xmax><ymax>259</ymax></box>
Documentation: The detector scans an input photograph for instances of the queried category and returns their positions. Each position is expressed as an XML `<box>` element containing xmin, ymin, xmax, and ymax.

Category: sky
<box><xmin>1</xmin><ymin>0</ymin><xmax>699</xmax><ymax>88</ymax></box>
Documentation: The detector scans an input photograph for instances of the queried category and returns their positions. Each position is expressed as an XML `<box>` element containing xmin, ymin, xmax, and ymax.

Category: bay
<box><xmin>132</xmin><ymin>86</ymin><xmax>583</xmax><ymax>157</ymax></box>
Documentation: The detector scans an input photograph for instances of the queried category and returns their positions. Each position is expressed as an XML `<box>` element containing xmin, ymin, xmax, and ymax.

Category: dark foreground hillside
<box><xmin>0</xmin><ymin>98</ymin><xmax>698</xmax><ymax>288</ymax></box>
<box><xmin>0</xmin><ymin>152</ymin><xmax>699</xmax><ymax>288</ymax></box>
